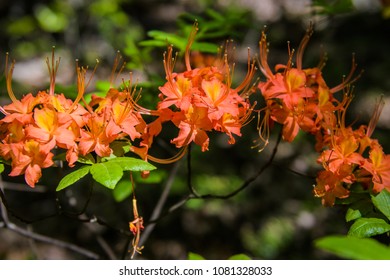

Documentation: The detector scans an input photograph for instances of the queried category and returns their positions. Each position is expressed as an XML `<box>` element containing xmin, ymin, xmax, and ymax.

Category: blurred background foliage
<box><xmin>0</xmin><ymin>0</ymin><xmax>389</xmax><ymax>259</ymax></box>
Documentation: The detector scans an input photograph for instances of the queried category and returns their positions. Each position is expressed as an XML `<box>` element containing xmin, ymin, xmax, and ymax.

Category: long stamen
<box><xmin>240</xmin><ymin>101</ymin><xmax>256</xmax><ymax>127</ymax></box>
<box><xmin>366</xmin><ymin>94</ymin><xmax>385</xmax><ymax>138</ymax></box>
<box><xmin>67</xmin><ymin>64</ymin><xmax>85</xmax><ymax>114</ymax></box>
<box><xmin>46</xmin><ymin>46</ymin><xmax>61</xmax><ymax>96</ymax></box>
<box><xmin>124</xmin><ymin>83</ymin><xmax>158</xmax><ymax>116</ymax></box>
<box><xmin>147</xmin><ymin>146</ymin><xmax>188</xmax><ymax>164</ymax></box>
<box><xmin>70</xmin><ymin>59</ymin><xmax>99</xmax><ymax>114</ymax></box>
<box><xmin>184</xmin><ymin>21</ymin><xmax>199</xmax><ymax>71</ymax></box>
<box><xmin>5</xmin><ymin>53</ymin><xmax>18</xmax><ymax>103</ymax></box>
<box><xmin>285</xmin><ymin>45</ymin><xmax>295</xmax><ymax>73</ymax></box>
<box><xmin>110</xmin><ymin>51</ymin><xmax>123</xmax><ymax>86</ymax></box>
<box><xmin>258</xmin><ymin>28</ymin><xmax>274</xmax><ymax>79</ymax></box>
<box><xmin>296</xmin><ymin>23</ymin><xmax>314</xmax><ymax>70</ymax></box>
<box><xmin>253</xmin><ymin>106</ymin><xmax>271</xmax><ymax>151</ymax></box>
<box><xmin>85</xmin><ymin>59</ymin><xmax>100</xmax><ymax>90</ymax></box>
<box><xmin>236</xmin><ymin>48</ymin><xmax>257</xmax><ymax>94</ymax></box>
<box><xmin>330</xmin><ymin>54</ymin><xmax>363</xmax><ymax>93</ymax></box>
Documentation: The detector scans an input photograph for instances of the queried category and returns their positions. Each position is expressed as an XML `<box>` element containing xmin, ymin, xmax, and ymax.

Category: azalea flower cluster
<box><xmin>314</xmin><ymin>97</ymin><xmax>390</xmax><ymax>206</ymax></box>
<box><xmin>0</xmin><ymin>54</ymin><xmax>147</xmax><ymax>187</ymax></box>
<box><xmin>148</xmin><ymin>26</ymin><xmax>257</xmax><ymax>152</ymax></box>
<box><xmin>257</xmin><ymin>25</ymin><xmax>390</xmax><ymax>206</ymax></box>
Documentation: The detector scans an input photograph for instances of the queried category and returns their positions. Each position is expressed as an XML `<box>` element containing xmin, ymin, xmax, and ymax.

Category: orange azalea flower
<box><xmin>215</xmin><ymin>113</ymin><xmax>244</xmax><ymax>144</ymax></box>
<box><xmin>319</xmin><ymin>135</ymin><xmax>365</xmax><ymax>173</ymax></box>
<box><xmin>314</xmin><ymin>170</ymin><xmax>350</xmax><ymax>206</ymax></box>
<box><xmin>26</xmin><ymin>107</ymin><xmax>76</xmax><ymax>150</ymax></box>
<box><xmin>8</xmin><ymin>140</ymin><xmax>54</xmax><ymax>187</ymax></box>
<box><xmin>171</xmin><ymin>105</ymin><xmax>213</xmax><ymax>151</ymax></box>
<box><xmin>78</xmin><ymin>114</ymin><xmax>121</xmax><ymax>157</ymax></box>
<box><xmin>362</xmin><ymin>143</ymin><xmax>390</xmax><ymax>193</ymax></box>
<box><xmin>258</xmin><ymin>69</ymin><xmax>314</xmax><ymax>109</ymax></box>
<box><xmin>1</xmin><ymin>93</ymin><xmax>40</xmax><ymax>125</ymax></box>
<box><xmin>158</xmin><ymin>71</ymin><xmax>194</xmax><ymax>111</ymax></box>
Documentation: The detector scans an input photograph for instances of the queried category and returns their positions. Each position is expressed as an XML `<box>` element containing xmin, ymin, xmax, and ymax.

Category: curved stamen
<box><xmin>366</xmin><ymin>94</ymin><xmax>385</xmax><ymax>138</ymax></box>
<box><xmin>296</xmin><ymin>23</ymin><xmax>314</xmax><ymax>70</ymax></box>
<box><xmin>258</xmin><ymin>28</ymin><xmax>274</xmax><ymax>79</ymax></box>
<box><xmin>184</xmin><ymin>21</ymin><xmax>199</xmax><ymax>71</ymax></box>
<box><xmin>236</xmin><ymin>48</ymin><xmax>257</xmax><ymax>94</ymax></box>
<box><xmin>147</xmin><ymin>146</ymin><xmax>188</xmax><ymax>164</ymax></box>
<box><xmin>253</xmin><ymin>105</ymin><xmax>271</xmax><ymax>151</ymax></box>
<box><xmin>110</xmin><ymin>51</ymin><xmax>126</xmax><ymax>87</ymax></box>
<box><xmin>5</xmin><ymin>53</ymin><xmax>18</xmax><ymax>103</ymax></box>
<box><xmin>330</xmin><ymin>54</ymin><xmax>362</xmax><ymax>93</ymax></box>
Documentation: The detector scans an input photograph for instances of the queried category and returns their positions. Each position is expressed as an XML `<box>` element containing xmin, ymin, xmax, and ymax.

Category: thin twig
<box><xmin>196</xmin><ymin>130</ymin><xmax>283</xmax><ymax>200</ymax></box>
<box><xmin>138</xmin><ymin>161</ymin><xmax>182</xmax><ymax>247</ymax></box>
<box><xmin>81</xmin><ymin>214</ymin><xmax>117</xmax><ymax>260</ymax></box>
<box><xmin>186</xmin><ymin>144</ymin><xmax>200</xmax><ymax>197</ymax></box>
<box><xmin>0</xmin><ymin>177</ymin><xmax>100</xmax><ymax>259</ymax></box>
<box><xmin>148</xmin><ymin>130</ymin><xmax>283</xmax><ymax>222</ymax></box>
<box><xmin>0</xmin><ymin>186</ymin><xmax>58</xmax><ymax>224</ymax></box>
<box><xmin>1</xmin><ymin>222</ymin><xmax>100</xmax><ymax>259</ymax></box>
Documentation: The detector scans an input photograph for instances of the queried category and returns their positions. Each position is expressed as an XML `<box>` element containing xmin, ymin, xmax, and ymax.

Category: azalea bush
<box><xmin>0</xmin><ymin>0</ymin><xmax>390</xmax><ymax>259</ymax></box>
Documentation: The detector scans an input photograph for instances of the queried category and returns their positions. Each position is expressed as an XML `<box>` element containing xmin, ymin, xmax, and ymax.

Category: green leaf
<box><xmin>113</xmin><ymin>177</ymin><xmax>133</xmax><ymax>202</ymax></box>
<box><xmin>77</xmin><ymin>153</ymin><xmax>95</xmax><ymax>164</ymax></box>
<box><xmin>106</xmin><ymin>157</ymin><xmax>156</xmax><ymax>172</ymax></box>
<box><xmin>191</xmin><ymin>41</ymin><xmax>218</xmax><ymax>53</ymax></box>
<box><xmin>35</xmin><ymin>6</ymin><xmax>68</xmax><ymax>32</ymax></box>
<box><xmin>313</xmin><ymin>0</ymin><xmax>354</xmax><ymax>15</ymax></box>
<box><xmin>56</xmin><ymin>165</ymin><xmax>91</xmax><ymax>191</ymax></box>
<box><xmin>90</xmin><ymin>162</ymin><xmax>123</xmax><ymax>189</ymax></box>
<box><xmin>345</xmin><ymin>199</ymin><xmax>373</xmax><ymax>222</ymax></box>
<box><xmin>133</xmin><ymin>169</ymin><xmax>166</xmax><ymax>184</ymax></box>
<box><xmin>346</xmin><ymin>207</ymin><xmax>362</xmax><ymax>222</ymax></box>
<box><xmin>348</xmin><ymin>218</ymin><xmax>390</xmax><ymax>238</ymax></box>
<box><xmin>187</xmin><ymin>252</ymin><xmax>206</xmax><ymax>260</ymax></box>
<box><xmin>335</xmin><ymin>190</ymin><xmax>369</xmax><ymax>205</ymax></box>
<box><xmin>228</xmin><ymin>254</ymin><xmax>251</xmax><ymax>260</ymax></box>
<box><xmin>144</xmin><ymin>30</ymin><xmax>187</xmax><ymax>50</ymax></box>
<box><xmin>372</xmin><ymin>189</ymin><xmax>390</xmax><ymax>220</ymax></box>
<box><xmin>110</xmin><ymin>141</ymin><xmax>131</xmax><ymax>157</ymax></box>
<box><xmin>315</xmin><ymin>235</ymin><xmax>390</xmax><ymax>260</ymax></box>
<box><xmin>95</xmin><ymin>80</ymin><xmax>111</xmax><ymax>92</ymax></box>
<box><xmin>0</xmin><ymin>164</ymin><xmax>4</xmax><ymax>174</ymax></box>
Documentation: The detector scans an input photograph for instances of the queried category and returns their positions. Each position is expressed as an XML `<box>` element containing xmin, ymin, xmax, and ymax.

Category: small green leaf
<box><xmin>188</xmin><ymin>252</ymin><xmax>206</xmax><ymax>260</ymax></box>
<box><xmin>228</xmin><ymin>254</ymin><xmax>251</xmax><ymax>260</ymax></box>
<box><xmin>95</xmin><ymin>80</ymin><xmax>111</xmax><ymax>92</ymax></box>
<box><xmin>110</xmin><ymin>141</ymin><xmax>131</xmax><ymax>157</ymax></box>
<box><xmin>113</xmin><ymin>178</ymin><xmax>133</xmax><ymax>202</ymax></box>
<box><xmin>56</xmin><ymin>165</ymin><xmax>91</xmax><ymax>191</ymax></box>
<box><xmin>316</xmin><ymin>235</ymin><xmax>390</xmax><ymax>260</ymax></box>
<box><xmin>372</xmin><ymin>189</ymin><xmax>390</xmax><ymax>220</ymax></box>
<box><xmin>52</xmin><ymin>152</ymin><xmax>66</xmax><ymax>161</ymax></box>
<box><xmin>106</xmin><ymin>157</ymin><xmax>156</xmax><ymax>172</ymax></box>
<box><xmin>346</xmin><ymin>208</ymin><xmax>362</xmax><ymax>222</ymax></box>
<box><xmin>0</xmin><ymin>164</ymin><xmax>4</xmax><ymax>174</ymax></box>
<box><xmin>144</xmin><ymin>30</ymin><xmax>187</xmax><ymax>50</ymax></box>
<box><xmin>77</xmin><ymin>153</ymin><xmax>95</xmax><ymax>164</ymax></box>
<box><xmin>90</xmin><ymin>162</ymin><xmax>123</xmax><ymax>189</ymax></box>
<box><xmin>133</xmin><ymin>169</ymin><xmax>166</xmax><ymax>184</ymax></box>
<box><xmin>348</xmin><ymin>218</ymin><xmax>390</xmax><ymax>238</ymax></box>
<box><xmin>345</xmin><ymin>200</ymin><xmax>373</xmax><ymax>222</ymax></box>
<box><xmin>35</xmin><ymin>6</ymin><xmax>68</xmax><ymax>32</ymax></box>
<box><xmin>191</xmin><ymin>41</ymin><xmax>218</xmax><ymax>53</ymax></box>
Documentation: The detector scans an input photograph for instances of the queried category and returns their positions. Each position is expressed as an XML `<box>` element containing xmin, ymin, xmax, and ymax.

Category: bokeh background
<box><xmin>0</xmin><ymin>0</ymin><xmax>389</xmax><ymax>259</ymax></box>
